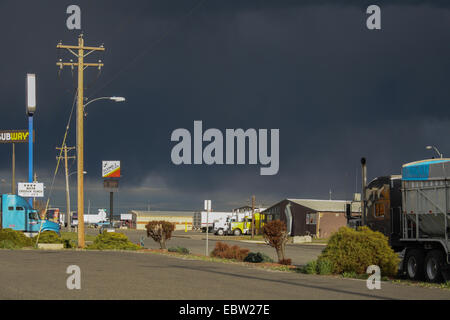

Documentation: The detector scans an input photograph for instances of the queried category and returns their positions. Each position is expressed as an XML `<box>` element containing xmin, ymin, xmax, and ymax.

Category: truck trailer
<box><xmin>193</xmin><ymin>211</ymin><xmax>233</xmax><ymax>232</ymax></box>
<box><xmin>0</xmin><ymin>194</ymin><xmax>60</xmax><ymax>236</ymax></box>
<box><xmin>213</xmin><ymin>211</ymin><xmax>265</xmax><ymax>236</ymax></box>
<box><xmin>358</xmin><ymin>158</ymin><xmax>450</xmax><ymax>282</ymax></box>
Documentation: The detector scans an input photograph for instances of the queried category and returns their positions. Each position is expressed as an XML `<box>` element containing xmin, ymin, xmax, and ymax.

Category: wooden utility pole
<box><xmin>251</xmin><ymin>195</ymin><xmax>255</xmax><ymax>239</ymax></box>
<box><xmin>57</xmin><ymin>34</ymin><xmax>104</xmax><ymax>247</ymax></box>
<box><xmin>56</xmin><ymin>145</ymin><xmax>75</xmax><ymax>231</ymax></box>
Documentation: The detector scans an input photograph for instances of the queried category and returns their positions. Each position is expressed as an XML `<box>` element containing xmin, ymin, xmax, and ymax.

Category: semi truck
<box><xmin>213</xmin><ymin>211</ymin><xmax>265</xmax><ymax>236</ymax></box>
<box><xmin>193</xmin><ymin>211</ymin><xmax>233</xmax><ymax>232</ymax></box>
<box><xmin>0</xmin><ymin>194</ymin><xmax>60</xmax><ymax>236</ymax></box>
<box><xmin>357</xmin><ymin>158</ymin><xmax>450</xmax><ymax>282</ymax></box>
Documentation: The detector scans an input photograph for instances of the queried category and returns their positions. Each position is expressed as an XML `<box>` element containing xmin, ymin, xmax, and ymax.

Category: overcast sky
<box><xmin>0</xmin><ymin>1</ymin><xmax>449</xmax><ymax>213</ymax></box>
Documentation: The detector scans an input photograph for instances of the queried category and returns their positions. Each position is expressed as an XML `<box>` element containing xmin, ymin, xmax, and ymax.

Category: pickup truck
<box><xmin>0</xmin><ymin>194</ymin><xmax>60</xmax><ymax>236</ymax></box>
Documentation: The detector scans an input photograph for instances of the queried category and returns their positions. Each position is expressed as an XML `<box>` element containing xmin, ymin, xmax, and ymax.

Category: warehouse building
<box><xmin>262</xmin><ymin>199</ymin><xmax>360</xmax><ymax>238</ymax></box>
<box><xmin>129</xmin><ymin>210</ymin><xmax>195</xmax><ymax>231</ymax></box>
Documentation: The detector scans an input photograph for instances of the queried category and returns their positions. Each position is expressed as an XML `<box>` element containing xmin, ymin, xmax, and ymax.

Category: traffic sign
<box><xmin>18</xmin><ymin>182</ymin><xmax>44</xmax><ymax>197</ymax></box>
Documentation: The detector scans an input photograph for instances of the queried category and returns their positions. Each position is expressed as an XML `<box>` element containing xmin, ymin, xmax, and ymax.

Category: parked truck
<box><xmin>356</xmin><ymin>158</ymin><xmax>450</xmax><ymax>282</ymax></box>
<box><xmin>213</xmin><ymin>211</ymin><xmax>265</xmax><ymax>236</ymax></box>
<box><xmin>193</xmin><ymin>211</ymin><xmax>233</xmax><ymax>232</ymax></box>
<box><xmin>0</xmin><ymin>194</ymin><xmax>60</xmax><ymax>236</ymax></box>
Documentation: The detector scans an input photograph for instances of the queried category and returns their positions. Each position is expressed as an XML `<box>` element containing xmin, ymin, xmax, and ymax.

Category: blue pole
<box><xmin>28</xmin><ymin>115</ymin><xmax>33</xmax><ymax>205</ymax></box>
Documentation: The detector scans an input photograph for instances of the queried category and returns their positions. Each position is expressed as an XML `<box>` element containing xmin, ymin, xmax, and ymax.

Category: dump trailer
<box><xmin>361</xmin><ymin>159</ymin><xmax>450</xmax><ymax>282</ymax></box>
<box><xmin>0</xmin><ymin>194</ymin><xmax>60</xmax><ymax>236</ymax></box>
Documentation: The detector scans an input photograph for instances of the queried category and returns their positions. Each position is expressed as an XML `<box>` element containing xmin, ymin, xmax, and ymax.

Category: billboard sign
<box><xmin>0</xmin><ymin>130</ymin><xmax>30</xmax><ymax>144</ymax></box>
<box><xmin>102</xmin><ymin>161</ymin><xmax>120</xmax><ymax>178</ymax></box>
<box><xmin>18</xmin><ymin>182</ymin><xmax>44</xmax><ymax>197</ymax></box>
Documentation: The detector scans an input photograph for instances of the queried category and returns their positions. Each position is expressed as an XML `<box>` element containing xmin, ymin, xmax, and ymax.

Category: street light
<box><xmin>83</xmin><ymin>96</ymin><xmax>126</xmax><ymax>116</ymax></box>
<box><xmin>69</xmin><ymin>171</ymin><xmax>87</xmax><ymax>177</ymax></box>
<box><xmin>426</xmin><ymin>146</ymin><xmax>443</xmax><ymax>158</ymax></box>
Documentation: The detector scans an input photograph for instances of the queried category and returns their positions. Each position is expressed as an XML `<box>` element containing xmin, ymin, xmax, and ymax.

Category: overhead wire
<box><xmin>43</xmin><ymin>91</ymin><xmax>77</xmax><ymax>214</ymax></box>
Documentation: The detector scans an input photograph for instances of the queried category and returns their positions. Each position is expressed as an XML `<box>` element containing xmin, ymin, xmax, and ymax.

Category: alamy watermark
<box><xmin>170</xmin><ymin>121</ymin><xmax>279</xmax><ymax>175</ymax></box>
<box><xmin>66</xmin><ymin>265</ymin><xmax>81</xmax><ymax>290</ymax></box>
<box><xmin>366</xmin><ymin>265</ymin><xmax>381</xmax><ymax>290</ymax></box>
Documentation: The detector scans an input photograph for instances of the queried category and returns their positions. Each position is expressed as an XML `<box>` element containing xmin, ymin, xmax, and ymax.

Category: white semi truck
<box><xmin>193</xmin><ymin>211</ymin><xmax>233</xmax><ymax>232</ymax></box>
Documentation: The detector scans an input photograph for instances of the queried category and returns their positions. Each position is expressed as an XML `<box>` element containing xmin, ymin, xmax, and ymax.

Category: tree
<box><xmin>145</xmin><ymin>221</ymin><xmax>175</xmax><ymax>249</ymax></box>
<box><xmin>263</xmin><ymin>220</ymin><xmax>290</xmax><ymax>263</ymax></box>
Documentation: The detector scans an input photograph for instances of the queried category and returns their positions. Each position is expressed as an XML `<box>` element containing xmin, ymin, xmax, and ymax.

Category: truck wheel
<box><xmin>217</xmin><ymin>229</ymin><xmax>224</xmax><ymax>236</ymax></box>
<box><xmin>233</xmin><ymin>229</ymin><xmax>242</xmax><ymax>236</ymax></box>
<box><xmin>424</xmin><ymin>250</ymin><xmax>445</xmax><ymax>283</ymax></box>
<box><xmin>405</xmin><ymin>249</ymin><xmax>425</xmax><ymax>281</ymax></box>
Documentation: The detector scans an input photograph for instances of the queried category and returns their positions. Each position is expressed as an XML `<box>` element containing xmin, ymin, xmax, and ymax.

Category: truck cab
<box><xmin>0</xmin><ymin>194</ymin><xmax>60</xmax><ymax>236</ymax></box>
<box><xmin>365</xmin><ymin>175</ymin><xmax>403</xmax><ymax>251</ymax></box>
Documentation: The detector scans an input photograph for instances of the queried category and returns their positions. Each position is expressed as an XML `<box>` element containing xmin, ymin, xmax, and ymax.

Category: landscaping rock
<box><xmin>292</xmin><ymin>236</ymin><xmax>312</xmax><ymax>243</ymax></box>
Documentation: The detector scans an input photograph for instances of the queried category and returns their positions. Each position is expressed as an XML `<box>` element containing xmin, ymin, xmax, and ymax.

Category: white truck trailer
<box><xmin>193</xmin><ymin>211</ymin><xmax>233</xmax><ymax>232</ymax></box>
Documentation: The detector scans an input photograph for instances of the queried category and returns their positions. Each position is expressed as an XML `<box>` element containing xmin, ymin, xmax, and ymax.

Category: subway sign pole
<box><xmin>26</xmin><ymin>74</ymin><xmax>36</xmax><ymax>205</ymax></box>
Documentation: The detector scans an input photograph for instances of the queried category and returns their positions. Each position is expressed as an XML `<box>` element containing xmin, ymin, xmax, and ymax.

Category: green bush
<box><xmin>168</xmin><ymin>246</ymin><xmax>190</xmax><ymax>254</ymax></box>
<box><xmin>303</xmin><ymin>260</ymin><xmax>318</xmax><ymax>274</ymax></box>
<box><xmin>33</xmin><ymin>231</ymin><xmax>64</xmax><ymax>244</ymax></box>
<box><xmin>87</xmin><ymin>231</ymin><xmax>141</xmax><ymax>250</ymax></box>
<box><xmin>317</xmin><ymin>258</ymin><xmax>334</xmax><ymax>275</ymax></box>
<box><xmin>0</xmin><ymin>239</ymin><xmax>19</xmax><ymax>249</ymax></box>
<box><xmin>0</xmin><ymin>228</ymin><xmax>33</xmax><ymax>248</ymax></box>
<box><xmin>318</xmin><ymin>226</ymin><xmax>399</xmax><ymax>276</ymax></box>
<box><xmin>244</xmin><ymin>252</ymin><xmax>274</xmax><ymax>263</ymax></box>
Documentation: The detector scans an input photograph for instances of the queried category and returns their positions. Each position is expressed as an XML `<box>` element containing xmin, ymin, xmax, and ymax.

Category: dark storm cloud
<box><xmin>0</xmin><ymin>1</ymin><xmax>449</xmax><ymax>211</ymax></box>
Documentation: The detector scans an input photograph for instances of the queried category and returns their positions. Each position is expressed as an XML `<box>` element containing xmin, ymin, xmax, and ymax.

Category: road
<box><xmin>0</xmin><ymin>250</ymin><xmax>449</xmax><ymax>300</ymax></box>
<box><xmin>86</xmin><ymin>229</ymin><xmax>324</xmax><ymax>266</ymax></box>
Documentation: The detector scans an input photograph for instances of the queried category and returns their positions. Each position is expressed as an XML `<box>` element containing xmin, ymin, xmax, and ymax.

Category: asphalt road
<box><xmin>85</xmin><ymin>229</ymin><xmax>324</xmax><ymax>266</ymax></box>
<box><xmin>0</xmin><ymin>250</ymin><xmax>449</xmax><ymax>300</ymax></box>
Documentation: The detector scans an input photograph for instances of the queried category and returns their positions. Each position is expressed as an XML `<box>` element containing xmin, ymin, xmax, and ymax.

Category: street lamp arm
<box><xmin>433</xmin><ymin>146</ymin><xmax>443</xmax><ymax>158</ymax></box>
<box><xmin>426</xmin><ymin>145</ymin><xmax>443</xmax><ymax>158</ymax></box>
<box><xmin>83</xmin><ymin>96</ymin><xmax>126</xmax><ymax>116</ymax></box>
<box><xmin>84</xmin><ymin>97</ymin><xmax>113</xmax><ymax>108</ymax></box>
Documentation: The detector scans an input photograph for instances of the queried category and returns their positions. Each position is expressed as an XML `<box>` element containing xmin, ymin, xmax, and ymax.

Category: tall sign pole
<box><xmin>204</xmin><ymin>200</ymin><xmax>211</xmax><ymax>256</ymax></box>
<box><xmin>26</xmin><ymin>74</ymin><xmax>36</xmax><ymax>205</ymax></box>
<box><xmin>57</xmin><ymin>34</ymin><xmax>105</xmax><ymax>247</ymax></box>
<box><xmin>251</xmin><ymin>195</ymin><xmax>255</xmax><ymax>239</ymax></box>
<box><xmin>11</xmin><ymin>143</ymin><xmax>15</xmax><ymax>194</ymax></box>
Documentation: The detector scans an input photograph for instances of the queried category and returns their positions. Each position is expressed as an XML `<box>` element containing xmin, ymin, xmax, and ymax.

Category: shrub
<box><xmin>211</xmin><ymin>242</ymin><xmax>249</xmax><ymax>261</ymax></box>
<box><xmin>0</xmin><ymin>240</ymin><xmax>19</xmax><ymax>249</ymax></box>
<box><xmin>303</xmin><ymin>260</ymin><xmax>318</xmax><ymax>274</ymax></box>
<box><xmin>262</xmin><ymin>220</ymin><xmax>291</xmax><ymax>264</ymax></box>
<box><xmin>278</xmin><ymin>258</ymin><xmax>292</xmax><ymax>265</ymax></box>
<box><xmin>145</xmin><ymin>221</ymin><xmax>175</xmax><ymax>249</ymax></box>
<box><xmin>244</xmin><ymin>252</ymin><xmax>274</xmax><ymax>263</ymax></box>
<box><xmin>0</xmin><ymin>228</ymin><xmax>33</xmax><ymax>248</ymax></box>
<box><xmin>168</xmin><ymin>246</ymin><xmax>190</xmax><ymax>254</ymax></box>
<box><xmin>317</xmin><ymin>258</ymin><xmax>334</xmax><ymax>275</ymax></box>
<box><xmin>317</xmin><ymin>226</ymin><xmax>399</xmax><ymax>276</ymax></box>
<box><xmin>33</xmin><ymin>231</ymin><xmax>64</xmax><ymax>244</ymax></box>
<box><xmin>87</xmin><ymin>231</ymin><xmax>140</xmax><ymax>250</ymax></box>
